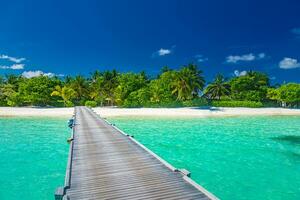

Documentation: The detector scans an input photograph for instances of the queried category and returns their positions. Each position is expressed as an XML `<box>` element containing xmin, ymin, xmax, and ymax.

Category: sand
<box><xmin>0</xmin><ymin>107</ymin><xmax>74</xmax><ymax>117</ymax></box>
<box><xmin>1</xmin><ymin>106</ymin><xmax>300</xmax><ymax>118</ymax></box>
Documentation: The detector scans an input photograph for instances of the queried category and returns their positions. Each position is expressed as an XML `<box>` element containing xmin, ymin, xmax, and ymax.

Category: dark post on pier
<box><xmin>55</xmin><ymin>106</ymin><xmax>218</xmax><ymax>200</ymax></box>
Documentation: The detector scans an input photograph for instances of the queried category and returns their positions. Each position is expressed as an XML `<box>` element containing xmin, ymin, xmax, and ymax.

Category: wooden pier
<box><xmin>55</xmin><ymin>106</ymin><xmax>218</xmax><ymax>200</ymax></box>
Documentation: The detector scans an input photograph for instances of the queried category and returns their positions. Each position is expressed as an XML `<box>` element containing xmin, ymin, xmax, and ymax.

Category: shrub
<box><xmin>121</xmin><ymin>88</ymin><xmax>151</xmax><ymax>108</ymax></box>
<box><xmin>262</xmin><ymin>101</ymin><xmax>281</xmax><ymax>108</ymax></box>
<box><xmin>121</xmin><ymin>98</ymin><xmax>209</xmax><ymax>108</ymax></box>
<box><xmin>65</xmin><ymin>100</ymin><xmax>74</xmax><ymax>107</ymax></box>
<box><xmin>85</xmin><ymin>100</ymin><xmax>97</xmax><ymax>107</ymax></box>
<box><xmin>122</xmin><ymin>100</ymin><xmax>179</xmax><ymax>108</ymax></box>
<box><xmin>51</xmin><ymin>100</ymin><xmax>65</xmax><ymax>107</ymax></box>
<box><xmin>182</xmin><ymin>98</ymin><xmax>209</xmax><ymax>107</ymax></box>
<box><xmin>211</xmin><ymin>100</ymin><xmax>263</xmax><ymax>108</ymax></box>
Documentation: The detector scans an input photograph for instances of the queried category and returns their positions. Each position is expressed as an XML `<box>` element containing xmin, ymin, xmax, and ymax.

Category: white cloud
<box><xmin>0</xmin><ymin>54</ymin><xmax>26</xmax><ymax>63</ymax></box>
<box><xmin>22</xmin><ymin>70</ymin><xmax>57</xmax><ymax>78</ymax></box>
<box><xmin>227</xmin><ymin>54</ymin><xmax>255</xmax><ymax>63</ymax></box>
<box><xmin>195</xmin><ymin>54</ymin><xmax>208</xmax><ymax>62</ymax></box>
<box><xmin>0</xmin><ymin>54</ymin><xmax>26</xmax><ymax>70</ymax></box>
<box><xmin>158</xmin><ymin>48</ymin><xmax>171</xmax><ymax>56</ymax></box>
<box><xmin>234</xmin><ymin>70</ymin><xmax>247</xmax><ymax>77</ymax></box>
<box><xmin>153</xmin><ymin>46</ymin><xmax>175</xmax><ymax>57</ymax></box>
<box><xmin>43</xmin><ymin>72</ymin><xmax>55</xmax><ymax>77</ymax></box>
<box><xmin>10</xmin><ymin>64</ymin><xmax>25</xmax><ymax>69</ymax></box>
<box><xmin>22</xmin><ymin>70</ymin><xmax>43</xmax><ymax>78</ymax></box>
<box><xmin>279</xmin><ymin>57</ymin><xmax>300</xmax><ymax>69</ymax></box>
<box><xmin>226</xmin><ymin>53</ymin><xmax>265</xmax><ymax>63</ymax></box>
<box><xmin>0</xmin><ymin>64</ymin><xmax>24</xmax><ymax>70</ymax></box>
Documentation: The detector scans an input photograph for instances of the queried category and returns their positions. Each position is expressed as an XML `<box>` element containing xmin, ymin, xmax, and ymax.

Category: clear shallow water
<box><xmin>0</xmin><ymin>117</ymin><xmax>69</xmax><ymax>200</ymax></box>
<box><xmin>1</xmin><ymin>116</ymin><xmax>299</xmax><ymax>200</ymax></box>
<box><xmin>109</xmin><ymin>116</ymin><xmax>300</xmax><ymax>200</ymax></box>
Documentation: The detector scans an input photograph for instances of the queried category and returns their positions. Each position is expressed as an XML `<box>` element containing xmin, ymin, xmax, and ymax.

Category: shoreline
<box><xmin>0</xmin><ymin>107</ymin><xmax>74</xmax><ymax>117</ymax></box>
<box><xmin>1</xmin><ymin>107</ymin><xmax>300</xmax><ymax>118</ymax></box>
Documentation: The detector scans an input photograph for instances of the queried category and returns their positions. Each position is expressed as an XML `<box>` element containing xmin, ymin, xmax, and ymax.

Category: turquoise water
<box><xmin>1</xmin><ymin>116</ymin><xmax>300</xmax><ymax>200</ymax></box>
<box><xmin>109</xmin><ymin>116</ymin><xmax>300</xmax><ymax>200</ymax></box>
<box><xmin>0</xmin><ymin>117</ymin><xmax>69</xmax><ymax>200</ymax></box>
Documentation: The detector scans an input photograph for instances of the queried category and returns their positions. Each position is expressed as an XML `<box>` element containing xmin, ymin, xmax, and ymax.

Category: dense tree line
<box><xmin>0</xmin><ymin>64</ymin><xmax>299</xmax><ymax>108</ymax></box>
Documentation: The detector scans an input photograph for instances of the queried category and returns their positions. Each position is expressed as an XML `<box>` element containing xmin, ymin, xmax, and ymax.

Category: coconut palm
<box><xmin>204</xmin><ymin>74</ymin><xmax>230</xmax><ymax>100</ymax></box>
<box><xmin>102</xmin><ymin>70</ymin><xmax>119</xmax><ymax>105</ymax></box>
<box><xmin>51</xmin><ymin>85</ymin><xmax>76</xmax><ymax>106</ymax></box>
<box><xmin>69</xmin><ymin>75</ymin><xmax>88</xmax><ymax>103</ymax></box>
<box><xmin>90</xmin><ymin>70</ymin><xmax>102</xmax><ymax>82</ymax></box>
<box><xmin>88</xmin><ymin>70</ymin><xmax>119</xmax><ymax>106</ymax></box>
<box><xmin>172</xmin><ymin>64</ymin><xmax>205</xmax><ymax>100</ymax></box>
<box><xmin>186</xmin><ymin>64</ymin><xmax>205</xmax><ymax>96</ymax></box>
<box><xmin>89</xmin><ymin>76</ymin><xmax>106</xmax><ymax>105</ymax></box>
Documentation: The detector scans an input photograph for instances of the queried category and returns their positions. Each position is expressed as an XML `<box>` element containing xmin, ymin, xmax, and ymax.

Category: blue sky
<box><xmin>0</xmin><ymin>0</ymin><xmax>300</xmax><ymax>83</ymax></box>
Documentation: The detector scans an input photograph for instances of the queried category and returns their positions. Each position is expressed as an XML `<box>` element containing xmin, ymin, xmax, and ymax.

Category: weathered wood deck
<box><xmin>56</xmin><ymin>106</ymin><xmax>218</xmax><ymax>200</ymax></box>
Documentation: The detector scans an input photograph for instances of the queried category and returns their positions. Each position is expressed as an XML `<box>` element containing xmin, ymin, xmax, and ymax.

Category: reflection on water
<box><xmin>272</xmin><ymin>135</ymin><xmax>300</xmax><ymax>145</ymax></box>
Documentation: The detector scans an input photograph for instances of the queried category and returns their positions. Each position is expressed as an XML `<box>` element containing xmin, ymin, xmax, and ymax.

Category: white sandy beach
<box><xmin>1</xmin><ymin>106</ymin><xmax>300</xmax><ymax>117</ymax></box>
<box><xmin>0</xmin><ymin>107</ymin><xmax>74</xmax><ymax>117</ymax></box>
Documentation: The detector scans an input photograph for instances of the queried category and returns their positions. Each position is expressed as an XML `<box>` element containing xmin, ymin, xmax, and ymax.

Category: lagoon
<box><xmin>0</xmin><ymin>117</ymin><xmax>68</xmax><ymax>200</ymax></box>
<box><xmin>1</xmin><ymin>115</ymin><xmax>300</xmax><ymax>199</ymax></box>
<box><xmin>109</xmin><ymin>115</ymin><xmax>300</xmax><ymax>200</ymax></box>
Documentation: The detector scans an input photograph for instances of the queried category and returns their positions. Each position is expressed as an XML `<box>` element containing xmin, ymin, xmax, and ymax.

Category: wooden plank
<box><xmin>57</xmin><ymin>106</ymin><xmax>218</xmax><ymax>200</ymax></box>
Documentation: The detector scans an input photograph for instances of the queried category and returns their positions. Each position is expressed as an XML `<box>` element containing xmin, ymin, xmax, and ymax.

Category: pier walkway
<box><xmin>56</xmin><ymin>106</ymin><xmax>217</xmax><ymax>200</ymax></box>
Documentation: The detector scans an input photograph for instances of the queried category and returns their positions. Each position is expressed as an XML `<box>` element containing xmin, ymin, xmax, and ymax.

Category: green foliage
<box><xmin>115</xmin><ymin>72</ymin><xmax>148</xmax><ymax>106</ymax></box>
<box><xmin>51</xmin><ymin>85</ymin><xmax>77</xmax><ymax>106</ymax></box>
<box><xmin>0</xmin><ymin>75</ymin><xmax>60</xmax><ymax>106</ymax></box>
<box><xmin>122</xmin><ymin>87</ymin><xmax>150</xmax><ymax>107</ymax></box>
<box><xmin>0</xmin><ymin>84</ymin><xmax>20</xmax><ymax>106</ymax></box>
<box><xmin>68</xmin><ymin>75</ymin><xmax>88</xmax><ymax>104</ymax></box>
<box><xmin>182</xmin><ymin>98</ymin><xmax>209</xmax><ymax>107</ymax></box>
<box><xmin>89</xmin><ymin>70</ymin><xmax>119</xmax><ymax>106</ymax></box>
<box><xmin>267</xmin><ymin>83</ymin><xmax>300</xmax><ymax>107</ymax></box>
<box><xmin>149</xmin><ymin>71</ymin><xmax>176</xmax><ymax>103</ymax></box>
<box><xmin>229</xmin><ymin>71</ymin><xmax>269</xmax><ymax>102</ymax></box>
<box><xmin>18</xmin><ymin>76</ymin><xmax>60</xmax><ymax>106</ymax></box>
<box><xmin>122</xmin><ymin>97</ymin><xmax>208</xmax><ymax>108</ymax></box>
<box><xmin>172</xmin><ymin>64</ymin><xmax>205</xmax><ymax>100</ymax></box>
<box><xmin>85</xmin><ymin>100</ymin><xmax>97</xmax><ymax>107</ymax></box>
<box><xmin>65</xmin><ymin>100</ymin><xmax>74</xmax><ymax>107</ymax></box>
<box><xmin>0</xmin><ymin>67</ymin><xmax>298</xmax><ymax>108</ymax></box>
<box><xmin>211</xmin><ymin>100</ymin><xmax>263</xmax><ymax>108</ymax></box>
<box><xmin>204</xmin><ymin>74</ymin><xmax>230</xmax><ymax>100</ymax></box>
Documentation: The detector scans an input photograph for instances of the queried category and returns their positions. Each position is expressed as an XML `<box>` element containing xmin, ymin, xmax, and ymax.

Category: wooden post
<box><xmin>54</xmin><ymin>186</ymin><xmax>64</xmax><ymax>200</ymax></box>
<box><xmin>63</xmin><ymin>195</ymin><xmax>70</xmax><ymax>200</ymax></box>
<box><xmin>179</xmin><ymin>169</ymin><xmax>191</xmax><ymax>177</ymax></box>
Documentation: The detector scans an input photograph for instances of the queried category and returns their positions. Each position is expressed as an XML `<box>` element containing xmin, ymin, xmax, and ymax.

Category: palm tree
<box><xmin>186</xmin><ymin>64</ymin><xmax>205</xmax><ymax>96</ymax></box>
<box><xmin>102</xmin><ymin>70</ymin><xmax>118</xmax><ymax>105</ymax></box>
<box><xmin>88</xmin><ymin>70</ymin><xmax>119</xmax><ymax>106</ymax></box>
<box><xmin>160</xmin><ymin>66</ymin><xmax>172</xmax><ymax>73</ymax></box>
<box><xmin>204</xmin><ymin>74</ymin><xmax>230</xmax><ymax>100</ymax></box>
<box><xmin>172</xmin><ymin>64</ymin><xmax>205</xmax><ymax>100</ymax></box>
<box><xmin>90</xmin><ymin>70</ymin><xmax>102</xmax><ymax>82</ymax></box>
<box><xmin>172</xmin><ymin>70</ymin><xmax>192</xmax><ymax>100</ymax></box>
<box><xmin>51</xmin><ymin>85</ymin><xmax>76</xmax><ymax>106</ymax></box>
<box><xmin>69</xmin><ymin>76</ymin><xmax>88</xmax><ymax>103</ymax></box>
<box><xmin>64</xmin><ymin>76</ymin><xmax>74</xmax><ymax>85</ymax></box>
<box><xmin>89</xmin><ymin>76</ymin><xmax>106</xmax><ymax>106</ymax></box>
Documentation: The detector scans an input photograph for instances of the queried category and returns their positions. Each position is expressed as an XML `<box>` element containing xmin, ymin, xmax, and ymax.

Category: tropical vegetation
<box><xmin>0</xmin><ymin>64</ymin><xmax>299</xmax><ymax>108</ymax></box>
